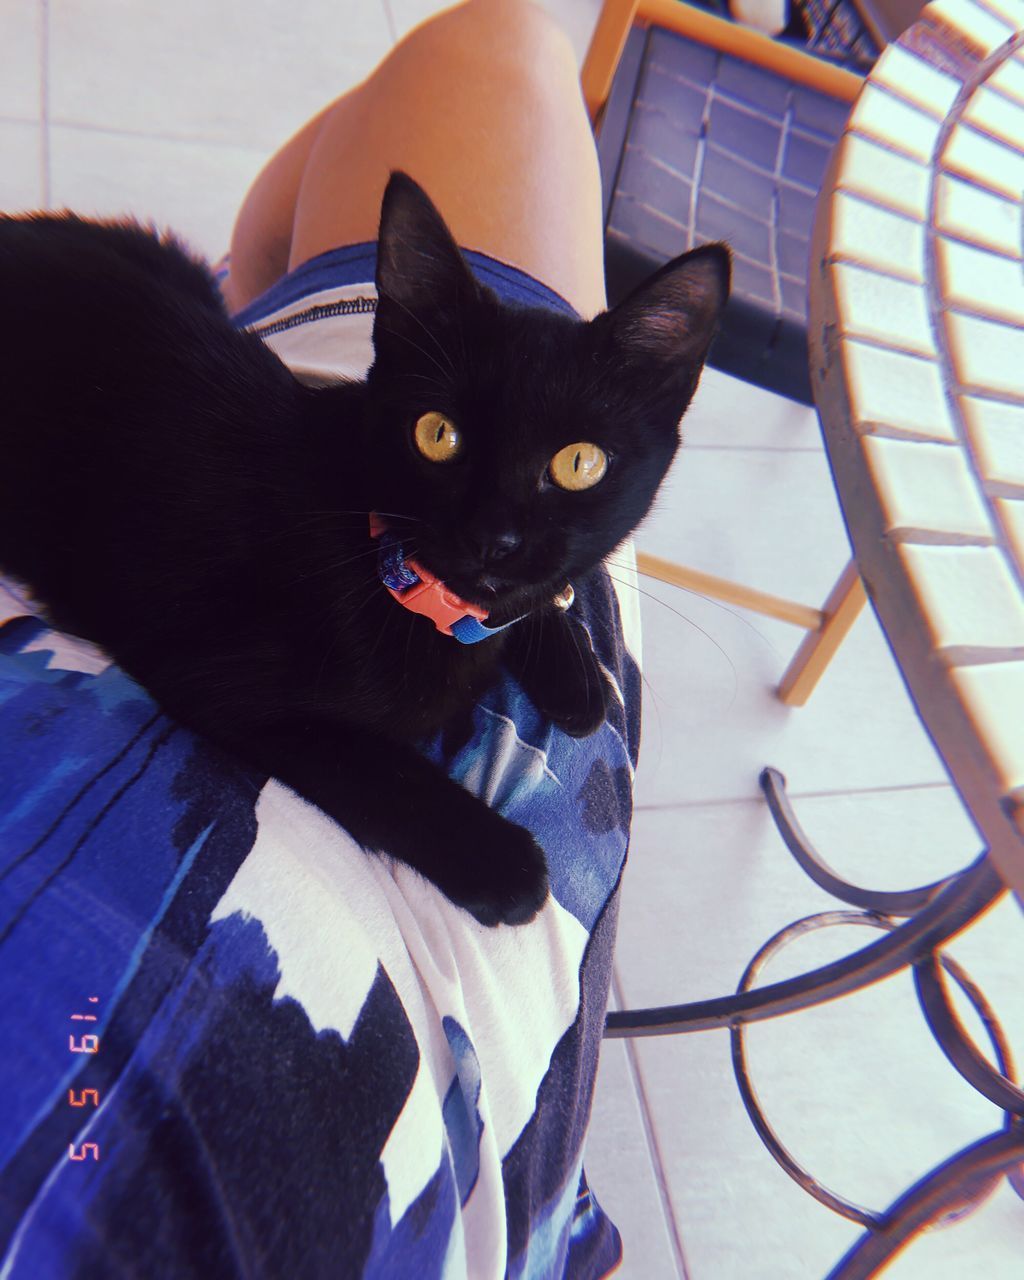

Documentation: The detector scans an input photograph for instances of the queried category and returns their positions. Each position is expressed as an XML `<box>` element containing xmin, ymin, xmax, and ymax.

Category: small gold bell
<box><xmin>552</xmin><ymin>583</ymin><xmax>574</xmax><ymax>611</ymax></box>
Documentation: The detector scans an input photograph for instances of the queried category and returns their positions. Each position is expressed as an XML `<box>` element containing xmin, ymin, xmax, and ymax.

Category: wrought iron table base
<box><xmin>605</xmin><ymin>767</ymin><xmax>1024</xmax><ymax>1278</ymax></box>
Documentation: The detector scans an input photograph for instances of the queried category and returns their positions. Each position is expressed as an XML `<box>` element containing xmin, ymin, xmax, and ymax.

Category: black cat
<box><xmin>0</xmin><ymin>172</ymin><xmax>729</xmax><ymax>925</ymax></box>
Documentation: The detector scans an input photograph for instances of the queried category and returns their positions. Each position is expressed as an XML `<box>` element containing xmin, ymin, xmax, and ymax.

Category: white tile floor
<box><xmin>3</xmin><ymin>1</ymin><xmax>1022</xmax><ymax>1275</ymax></box>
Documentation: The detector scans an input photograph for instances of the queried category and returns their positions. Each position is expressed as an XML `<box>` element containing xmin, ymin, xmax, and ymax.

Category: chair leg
<box><xmin>776</xmin><ymin>559</ymin><xmax>867</xmax><ymax>706</ymax></box>
<box><xmin>585</xmin><ymin>0</ymin><xmax>866</xmax><ymax>708</ymax></box>
<box><xmin>634</xmin><ymin>553</ymin><xmax>865</xmax><ymax>706</ymax></box>
<box><xmin>582</xmin><ymin>0</ymin><xmax>640</xmax><ymax>124</ymax></box>
<box><xmin>635</xmin><ymin>550</ymin><xmax>823</xmax><ymax>629</ymax></box>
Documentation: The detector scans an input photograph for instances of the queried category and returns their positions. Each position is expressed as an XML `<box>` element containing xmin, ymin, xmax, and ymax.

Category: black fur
<box><xmin>0</xmin><ymin>173</ymin><xmax>729</xmax><ymax>924</ymax></box>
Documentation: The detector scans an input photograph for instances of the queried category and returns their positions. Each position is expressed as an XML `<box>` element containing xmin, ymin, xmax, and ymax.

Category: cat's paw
<box><xmin>440</xmin><ymin>818</ymin><xmax>549</xmax><ymax>927</ymax></box>
<box><xmin>505</xmin><ymin>613</ymin><xmax>612</xmax><ymax>739</ymax></box>
<box><xmin>440</xmin><ymin>704</ymin><xmax>476</xmax><ymax>764</ymax></box>
<box><xmin>534</xmin><ymin>665</ymin><xmax>611</xmax><ymax>739</ymax></box>
<box><xmin>547</xmin><ymin>675</ymin><xmax>610</xmax><ymax>738</ymax></box>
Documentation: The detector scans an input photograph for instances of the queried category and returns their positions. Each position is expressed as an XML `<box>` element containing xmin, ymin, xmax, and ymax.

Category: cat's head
<box><xmin>363</xmin><ymin>171</ymin><xmax>729</xmax><ymax>620</ymax></box>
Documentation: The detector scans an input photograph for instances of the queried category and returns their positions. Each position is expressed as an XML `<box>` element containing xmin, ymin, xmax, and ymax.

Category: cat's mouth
<box><xmin>447</xmin><ymin>571</ymin><xmax>513</xmax><ymax>603</ymax></box>
<box><xmin>448</xmin><ymin>574</ymin><xmax>569</xmax><ymax>632</ymax></box>
<box><xmin>402</xmin><ymin>547</ymin><xmax>528</xmax><ymax>607</ymax></box>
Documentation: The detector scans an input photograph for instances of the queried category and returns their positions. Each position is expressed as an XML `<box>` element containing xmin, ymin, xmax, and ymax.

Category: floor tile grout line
<box><xmin>675</xmin><ymin>445</ymin><xmax>829</xmax><ymax>455</ymax></box>
<box><xmin>611</xmin><ymin>962</ymin><xmax>692</xmax><ymax>1280</ymax></box>
<box><xmin>677</xmin><ymin>443</ymin><xmax>825</xmax><ymax>453</ymax></box>
<box><xmin>45</xmin><ymin>117</ymin><xmax>271</xmax><ymax>153</ymax></box>
<box><xmin>40</xmin><ymin>0</ymin><xmax>51</xmax><ymax>209</ymax></box>
<box><xmin>633</xmin><ymin>779</ymin><xmax>959</xmax><ymax>812</ymax></box>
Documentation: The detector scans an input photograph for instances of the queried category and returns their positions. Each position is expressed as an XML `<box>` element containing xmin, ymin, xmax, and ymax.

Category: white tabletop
<box><xmin>808</xmin><ymin>0</ymin><xmax>1024</xmax><ymax>899</ymax></box>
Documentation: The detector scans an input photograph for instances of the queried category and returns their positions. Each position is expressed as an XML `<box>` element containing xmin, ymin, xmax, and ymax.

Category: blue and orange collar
<box><xmin>368</xmin><ymin>513</ymin><xmax>573</xmax><ymax>644</ymax></box>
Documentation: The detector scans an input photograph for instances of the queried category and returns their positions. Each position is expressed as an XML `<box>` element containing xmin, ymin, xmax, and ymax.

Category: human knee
<box><xmin>457</xmin><ymin>0</ymin><xmax>573</xmax><ymax>42</ymax></box>
<box><xmin>397</xmin><ymin>0</ymin><xmax>578</xmax><ymax>82</ymax></box>
<box><xmin>475</xmin><ymin>0</ymin><xmax>576</xmax><ymax>66</ymax></box>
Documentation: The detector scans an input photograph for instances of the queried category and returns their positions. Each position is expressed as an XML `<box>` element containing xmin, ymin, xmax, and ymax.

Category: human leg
<box><xmin>225</xmin><ymin>0</ymin><xmax>606</xmax><ymax>318</ymax></box>
<box><xmin>222</xmin><ymin>102</ymin><xmax>335</xmax><ymax>313</ymax></box>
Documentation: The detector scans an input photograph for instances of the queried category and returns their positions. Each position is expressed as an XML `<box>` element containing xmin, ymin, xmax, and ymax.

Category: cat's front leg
<box><xmin>503</xmin><ymin>606</ymin><xmax>611</xmax><ymax>738</ymax></box>
<box><xmin>210</xmin><ymin>716</ymin><xmax>549</xmax><ymax>926</ymax></box>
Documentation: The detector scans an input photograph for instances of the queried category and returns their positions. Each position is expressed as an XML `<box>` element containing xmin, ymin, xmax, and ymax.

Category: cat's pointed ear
<box><xmin>594</xmin><ymin>243</ymin><xmax>731</xmax><ymax>397</ymax></box>
<box><xmin>374</xmin><ymin>171</ymin><xmax>479</xmax><ymax>315</ymax></box>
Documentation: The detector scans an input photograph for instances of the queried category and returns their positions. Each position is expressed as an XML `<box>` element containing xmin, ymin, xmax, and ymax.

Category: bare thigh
<box><xmin>225</xmin><ymin>0</ymin><xmax>606</xmax><ymax>318</ymax></box>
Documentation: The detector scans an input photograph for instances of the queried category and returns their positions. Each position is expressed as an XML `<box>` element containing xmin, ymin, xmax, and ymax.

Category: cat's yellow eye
<box><xmin>549</xmin><ymin>442</ymin><xmax>608</xmax><ymax>492</ymax></box>
<box><xmin>414</xmin><ymin>411</ymin><xmax>462</xmax><ymax>463</ymax></box>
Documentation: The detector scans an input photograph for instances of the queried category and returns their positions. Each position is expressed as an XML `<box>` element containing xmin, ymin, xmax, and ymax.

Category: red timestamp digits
<box><xmin>67</xmin><ymin>996</ymin><xmax>102</xmax><ymax>1163</ymax></box>
<box><xmin>69</xmin><ymin>994</ymin><xmax>100</xmax><ymax>1053</ymax></box>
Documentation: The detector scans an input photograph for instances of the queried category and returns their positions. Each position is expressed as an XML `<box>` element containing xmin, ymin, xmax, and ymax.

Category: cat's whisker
<box><xmin>294</xmin><ymin>508</ymin><xmax>419</xmax><ymax>522</ymax></box>
<box><xmin>564</xmin><ymin>614</ymin><xmax>592</xmax><ymax>705</ymax></box>
<box><xmin>363</xmin><ymin>592</ymin><xmax>397</xmax><ymax>667</ymax></box>
<box><xmin>257</xmin><ymin>518</ymin><xmax>369</xmax><ymax>547</ymax></box>
<box><xmin>603</xmin><ymin>555</ymin><xmax>780</xmax><ymax>660</ymax></box>
<box><xmin>279</xmin><ymin>546</ymin><xmax>387</xmax><ymax>591</ymax></box>
<box><xmin>312</xmin><ymin>578</ymin><xmax>382</xmax><ymax>700</ymax></box>
<box><xmin>455</xmin><ymin>303</ymin><xmax>469</xmax><ymax>380</ymax></box>
<box><xmin>301</xmin><ymin>534</ymin><xmax>421</xmax><ymax>601</ymax></box>
<box><xmin>384</xmin><ymin>288</ymin><xmax>457</xmax><ymax>369</ymax></box>
<box><xmin>309</xmin><ymin>587</ymin><xmax>378</xmax><ymax>649</ymax></box>
<box><xmin>602</xmin><ymin>569</ymin><xmax>739</xmax><ymax>707</ymax></box>
<box><xmin>402</xmin><ymin>605</ymin><xmax>417</xmax><ymax>691</ymax></box>
<box><xmin>383</xmin><ymin>331</ymin><xmax>452</xmax><ymax>382</ymax></box>
<box><xmin>522</xmin><ymin>613</ymin><xmax>539</xmax><ymax>674</ymax></box>
<box><xmin>259</xmin><ymin>512</ymin><xmax>421</xmax><ymax>551</ymax></box>
<box><xmin>378</xmin><ymin>305</ymin><xmax>455</xmax><ymax>381</ymax></box>
<box><xmin>263</xmin><ymin>507</ymin><xmax>420</xmax><ymax>532</ymax></box>
<box><xmin>397</xmin><ymin>371</ymin><xmax>450</xmax><ymax>396</ymax></box>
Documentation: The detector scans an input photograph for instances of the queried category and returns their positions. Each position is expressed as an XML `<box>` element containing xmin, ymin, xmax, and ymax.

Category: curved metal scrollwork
<box><xmin>605</xmin><ymin>765</ymin><xmax>1022</xmax><ymax>1277</ymax></box>
<box><xmin>603</xmin><ymin>846</ymin><xmax>1003</xmax><ymax>1038</ymax></box>
<box><xmin>914</xmin><ymin>955</ymin><xmax>1024</xmax><ymax>1117</ymax></box>
<box><xmin>729</xmin><ymin>911</ymin><xmax>1015</xmax><ymax>1228</ymax></box>
<box><xmin>759</xmin><ymin>766</ymin><xmax>956</xmax><ymax>917</ymax></box>
<box><xmin>826</xmin><ymin>1127</ymin><xmax>1024</xmax><ymax>1280</ymax></box>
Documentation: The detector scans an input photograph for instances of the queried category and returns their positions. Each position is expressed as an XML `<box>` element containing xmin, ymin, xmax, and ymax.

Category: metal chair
<box><xmin>583</xmin><ymin>0</ymin><xmax>871</xmax><ymax>704</ymax></box>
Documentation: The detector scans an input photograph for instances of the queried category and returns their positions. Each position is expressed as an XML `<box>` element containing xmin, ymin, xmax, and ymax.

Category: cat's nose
<box><xmin>489</xmin><ymin>530</ymin><xmax>521</xmax><ymax>560</ymax></box>
<box><xmin>471</xmin><ymin>528</ymin><xmax>522</xmax><ymax>564</ymax></box>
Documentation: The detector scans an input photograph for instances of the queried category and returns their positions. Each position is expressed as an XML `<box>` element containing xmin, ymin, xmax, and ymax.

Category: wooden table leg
<box><xmin>777</xmin><ymin>559</ymin><xmax>867</xmax><ymax>706</ymax></box>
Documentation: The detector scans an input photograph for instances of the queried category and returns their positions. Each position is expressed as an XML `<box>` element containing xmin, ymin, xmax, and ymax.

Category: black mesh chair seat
<box><xmin>597</xmin><ymin>24</ymin><xmax>857</xmax><ymax>403</ymax></box>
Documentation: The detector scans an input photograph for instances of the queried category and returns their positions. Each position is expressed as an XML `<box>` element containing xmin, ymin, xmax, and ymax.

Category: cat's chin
<box><xmin>444</xmin><ymin>573</ymin><xmax>507</xmax><ymax>609</ymax></box>
<box><xmin>444</xmin><ymin>572</ymin><xmax>538</xmax><ymax>620</ymax></box>
<box><xmin>417</xmin><ymin>553</ymin><xmax>560</xmax><ymax>622</ymax></box>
